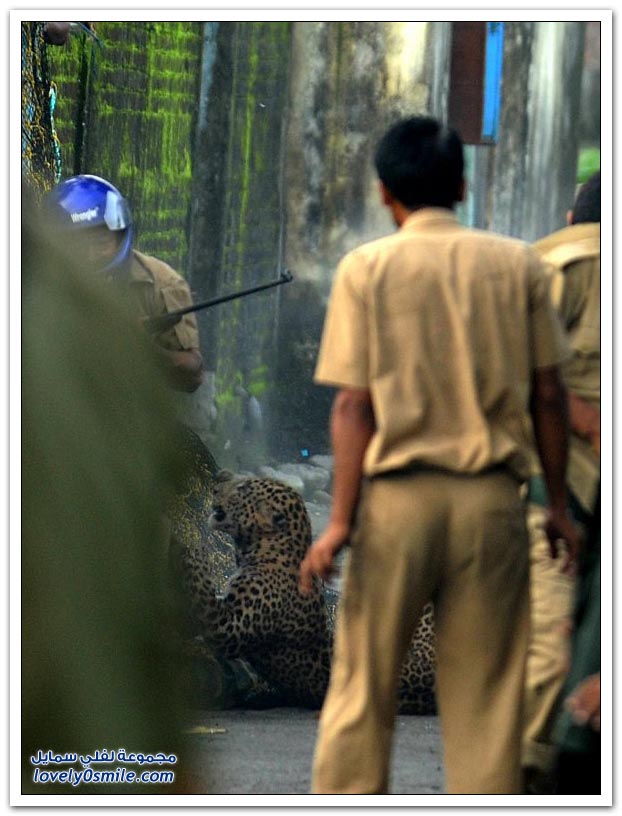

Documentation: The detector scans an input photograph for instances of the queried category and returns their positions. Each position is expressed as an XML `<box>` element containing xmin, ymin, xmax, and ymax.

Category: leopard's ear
<box><xmin>215</xmin><ymin>469</ymin><xmax>235</xmax><ymax>483</ymax></box>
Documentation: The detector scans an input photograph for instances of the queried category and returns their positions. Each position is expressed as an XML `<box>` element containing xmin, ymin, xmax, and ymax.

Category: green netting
<box><xmin>21</xmin><ymin>22</ymin><xmax>62</xmax><ymax>198</ymax></box>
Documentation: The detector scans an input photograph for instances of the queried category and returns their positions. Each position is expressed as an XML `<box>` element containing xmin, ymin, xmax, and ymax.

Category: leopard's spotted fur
<box><xmin>177</xmin><ymin>471</ymin><xmax>436</xmax><ymax>714</ymax></box>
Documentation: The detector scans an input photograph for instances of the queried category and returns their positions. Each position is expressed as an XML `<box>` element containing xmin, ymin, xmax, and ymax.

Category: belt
<box><xmin>371</xmin><ymin>462</ymin><xmax>513</xmax><ymax>481</ymax></box>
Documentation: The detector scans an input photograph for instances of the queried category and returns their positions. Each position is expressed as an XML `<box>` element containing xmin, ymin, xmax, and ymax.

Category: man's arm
<box><xmin>145</xmin><ymin>270</ymin><xmax>204</xmax><ymax>392</ymax></box>
<box><xmin>529</xmin><ymin>365</ymin><xmax>581</xmax><ymax>569</ymax></box>
<box><xmin>299</xmin><ymin>387</ymin><xmax>375</xmax><ymax>594</ymax></box>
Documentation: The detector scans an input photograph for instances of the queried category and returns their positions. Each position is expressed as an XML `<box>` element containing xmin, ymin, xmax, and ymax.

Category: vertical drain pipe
<box><xmin>197</xmin><ymin>23</ymin><xmax>219</xmax><ymax>142</ymax></box>
<box><xmin>272</xmin><ymin>22</ymin><xmax>293</xmax><ymax>348</ymax></box>
<box><xmin>188</xmin><ymin>21</ymin><xmax>219</xmax><ymax>289</ymax></box>
<box><xmin>73</xmin><ymin>34</ymin><xmax>97</xmax><ymax>175</ymax></box>
<box><xmin>187</xmin><ymin>22</ymin><xmax>220</xmax><ymax>420</ymax></box>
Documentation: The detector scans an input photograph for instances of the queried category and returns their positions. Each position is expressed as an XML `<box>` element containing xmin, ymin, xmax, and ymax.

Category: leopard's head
<box><xmin>209</xmin><ymin>471</ymin><xmax>312</xmax><ymax>557</ymax></box>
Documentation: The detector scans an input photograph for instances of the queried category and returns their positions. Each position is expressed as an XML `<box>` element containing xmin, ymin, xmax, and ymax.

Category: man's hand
<box><xmin>140</xmin><ymin>313</ymin><xmax>183</xmax><ymax>335</ymax></box>
<box><xmin>568</xmin><ymin>392</ymin><xmax>600</xmax><ymax>455</ymax></box>
<box><xmin>299</xmin><ymin>521</ymin><xmax>351</xmax><ymax>596</ymax></box>
<box><xmin>155</xmin><ymin>347</ymin><xmax>204</xmax><ymax>393</ymax></box>
<box><xmin>299</xmin><ymin>388</ymin><xmax>374</xmax><ymax>596</ymax></box>
<box><xmin>564</xmin><ymin>673</ymin><xmax>600</xmax><ymax>732</ymax></box>
<box><xmin>544</xmin><ymin>507</ymin><xmax>582</xmax><ymax>575</ymax></box>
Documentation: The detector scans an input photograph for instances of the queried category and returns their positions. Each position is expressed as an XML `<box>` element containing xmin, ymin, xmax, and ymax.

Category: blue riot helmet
<box><xmin>45</xmin><ymin>175</ymin><xmax>133</xmax><ymax>276</ymax></box>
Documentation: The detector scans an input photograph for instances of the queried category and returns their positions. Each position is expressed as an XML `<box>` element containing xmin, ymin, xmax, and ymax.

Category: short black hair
<box><xmin>572</xmin><ymin>171</ymin><xmax>600</xmax><ymax>224</ymax></box>
<box><xmin>374</xmin><ymin>117</ymin><xmax>464</xmax><ymax>209</ymax></box>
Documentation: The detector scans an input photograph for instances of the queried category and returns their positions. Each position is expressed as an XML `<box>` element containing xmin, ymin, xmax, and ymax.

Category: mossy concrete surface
<box><xmin>48</xmin><ymin>22</ymin><xmax>203</xmax><ymax>273</ymax></box>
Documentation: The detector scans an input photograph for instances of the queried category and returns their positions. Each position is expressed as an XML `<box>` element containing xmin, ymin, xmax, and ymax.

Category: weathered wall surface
<box><xmin>521</xmin><ymin>22</ymin><xmax>586</xmax><ymax>240</ymax></box>
<box><xmin>485</xmin><ymin>22</ymin><xmax>535</xmax><ymax>237</ymax></box>
<box><xmin>580</xmin><ymin>21</ymin><xmax>600</xmax><ymax>147</ymax></box>
<box><xmin>489</xmin><ymin>21</ymin><xmax>586</xmax><ymax>241</ymax></box>
<box><xmin>285</xmin><ymin>21</ymin><xmax>448</xmax><ymax>290</ymax></box>
<box><xmin>186</xmin><ymin>21</ymin><xmax>450</xmax><ymax>465</ymax></box>
<box><xmin>273</xmin><ymin>21</ymin><xmax>448</xmax><ymax>461</ymax></box>
<box><xmin>185</xmin><ymin>22</ymin><xmax>293</xmax><ymax>467</ymax></box>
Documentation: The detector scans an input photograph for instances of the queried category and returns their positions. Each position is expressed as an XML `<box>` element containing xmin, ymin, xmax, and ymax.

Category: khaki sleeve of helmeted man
<box><xmin>159</xmin><ymin>279</ymin><xmax>201</xmax><ymax>351</ymax></box>
<box><xmin>133</xmin><ymin>252</ymin><xmax>201</xmax><ymax>352</ymax></box>
<box><xmin>314</xmin><ymin>250</ymin><xmax>369</xmax><ymax>389</ymax></box>
<box><xmin>526</xmin><ymin>251</ymin><xmax>571</xmax><ymax>371</ymax></box>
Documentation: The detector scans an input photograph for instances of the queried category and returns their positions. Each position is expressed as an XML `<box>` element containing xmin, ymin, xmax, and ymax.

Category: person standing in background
<box><xmin>522</xmin><ymin>171</ymin><xmax>601</xmax><ymax>794</ymax></box>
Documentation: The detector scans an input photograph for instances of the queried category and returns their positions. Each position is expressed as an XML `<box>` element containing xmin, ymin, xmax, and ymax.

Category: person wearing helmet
<box><xmin>44</xmin><ymin>174</ymin><xmax>205</xmax><ymax>393</ymax></box>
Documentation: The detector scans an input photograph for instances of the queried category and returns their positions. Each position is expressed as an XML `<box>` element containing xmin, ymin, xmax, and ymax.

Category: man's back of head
<box><xmin>374</xmin><ymin>117</ymin><xmax>464</xmax><ymax>211</ymax></box>
<box><xmin>571</xmin><ymin>171</ymin><xmax>600</xmax><ymax>224</ymax></box>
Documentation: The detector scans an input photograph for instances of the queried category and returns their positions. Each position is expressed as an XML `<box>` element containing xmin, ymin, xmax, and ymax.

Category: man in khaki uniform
<box><xmin>522</xmin><ymin>171</ymin><xmax>601</xmax><ymax>792</ymax></box>
<box><xmin>45</xmin><ymin>174</ymin><xmax>205</xmax><ymax>393</ymax></box>
<box><xmin>299</xmin><ymin>117</ymin><xmax>580</xmax><ymax>794</ymax></box>
<box><xmin>128</xmin><ymin>248</ymin><xmax>204</xmax><ymax>393</ymax></box>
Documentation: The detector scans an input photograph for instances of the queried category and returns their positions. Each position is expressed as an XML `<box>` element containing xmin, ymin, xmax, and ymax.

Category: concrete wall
<box><xmin>285</xmin><ymin>21</ymin><xmax>450</xmax><ymax>291</ymax></box>
<box><xmin>271</xmin><ymin>22</ymin><xmax>449</xmax><ymax>462</ymax></box>
<box><xmin>580</xmin><ymin>22</ymin><xmax>600</xmax><ymax>147</ymax></box>
<box><xmin>186</xmin><ymin>21</ymin><xmax>452</xmax><ymax>466</ymax></box>
<box><xmin>489</xmin><ymin>21</ymin><xmax>586</xmax><ymax>240</ymax></box>
<box><xmin>185</xmin><ymin>22</ymin><xmax>293</xmax><ymax>467</ymax></box>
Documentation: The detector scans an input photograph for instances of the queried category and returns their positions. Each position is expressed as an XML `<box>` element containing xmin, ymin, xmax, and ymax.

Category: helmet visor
<box><xmin>104</xmin><ymin>191</ymin><xmax>132</xmax><ymax>231</ymax></box>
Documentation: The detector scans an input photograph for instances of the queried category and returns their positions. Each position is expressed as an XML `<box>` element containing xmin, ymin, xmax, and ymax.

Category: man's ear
<box><xmin>379</xmin><ymin>181</ymin><xmax>394</xmax><ymax>207</ymax></box>
<box><xmin>566</xmin><ymin>209</ymin><xmax>574</xmax><ymax>226</ymax></box>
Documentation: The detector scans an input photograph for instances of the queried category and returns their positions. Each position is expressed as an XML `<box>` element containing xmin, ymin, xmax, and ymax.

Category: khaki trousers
<box><xmin>311</xmin><ymin>469</ymin><xmax>530</xmax><ymax>794</ymax></box>
<box><xmin>522</xmin><ymin>503</ymin><xmax>576</xmax><ymax>777</ymax></box>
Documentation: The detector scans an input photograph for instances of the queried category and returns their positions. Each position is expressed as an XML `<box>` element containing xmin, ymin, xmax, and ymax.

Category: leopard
<box><xmin>176</xmin><ymin>470</ymin><xmax>436</xmax><ymax>714</ymax></box>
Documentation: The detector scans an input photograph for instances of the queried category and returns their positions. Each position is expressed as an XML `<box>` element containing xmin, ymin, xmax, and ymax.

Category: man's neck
<box><xmin>392</xmin><ymin>203</ymin><xmax>453</xmax><ymax>228</ymax></box>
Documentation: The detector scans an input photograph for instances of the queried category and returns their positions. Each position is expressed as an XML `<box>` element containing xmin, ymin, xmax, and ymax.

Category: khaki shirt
<box><xmin>533</xmin><ymin>222</ymin><xmax>600</xmax><ymax>512</ymax></box>
<box><xmin>127</xmin><ymin>250</ymin><xmax>200</xmax><ymax>352</ymax></box>
<box><xmin>314</xmin><ymin>208</ymin><xmax>568</xmax><ymax>482</ymax></box>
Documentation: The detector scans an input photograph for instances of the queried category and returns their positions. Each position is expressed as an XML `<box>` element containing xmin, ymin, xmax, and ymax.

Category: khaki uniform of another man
<box><xmin>522</xmin><ymin>217</ymin><xmax>600</xmax><ymax>786</ymax></box>
<box><xmin>310</xmin><ymin>207</ymin><xmax>569</xmax><ymax>794</ymax></box>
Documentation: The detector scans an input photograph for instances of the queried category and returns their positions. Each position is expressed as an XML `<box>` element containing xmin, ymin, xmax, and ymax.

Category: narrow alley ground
<box><xmin>183</xmin><ymin>707</ymin><xmax>444</xmax><ymax>796</ymax></box>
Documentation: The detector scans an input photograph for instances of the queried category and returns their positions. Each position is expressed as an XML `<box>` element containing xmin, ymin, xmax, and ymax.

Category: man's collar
<box><xmin>400</xmin><ymin>207</ymin><xmax>458</xmax><ymax>230</ymax></box>
<box><xmin>127</xmin><ymin>250</ymin><xmax>154</xmax><ymax>283</ymax></box>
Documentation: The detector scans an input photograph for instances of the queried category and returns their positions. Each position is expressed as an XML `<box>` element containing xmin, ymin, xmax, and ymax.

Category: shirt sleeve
<box><xmin>527</xmin><ymin>252</ymin><xmax>571</xmax><ymax>370</ymax></box>
<box><xmin>558</xmin><ymin>260</ymin><xmax>600</xmax><ymax>352</ymax></box>
<box><xmin>553</xmin><ymin>264</ymin><xmax>585</xmax><ymax>331</ymax></box>
<box><xmin>314</xmin><ymin>250</ymin><xmax>370</xmax><ymax>389</ymax></box>
<box><xmin>159</xmin><ymin>280</ymin><xmax>200</xmax><ymax>351</ymax></box>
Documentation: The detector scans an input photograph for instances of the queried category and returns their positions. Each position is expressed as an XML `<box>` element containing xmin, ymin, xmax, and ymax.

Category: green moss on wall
<box><xmin>208</xmin><ymin>22</ymin><xmax>292</xmax><ymax>460</ymax></box>
<box><xmin>47</xmin><ymin>22</ymin><xmax>203</xmax><ymax>275</ymax></box>
<box><xmin>46</xmin><ymin>21</ymin><xmax>300</xmax><ymax>466</ymax></box>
